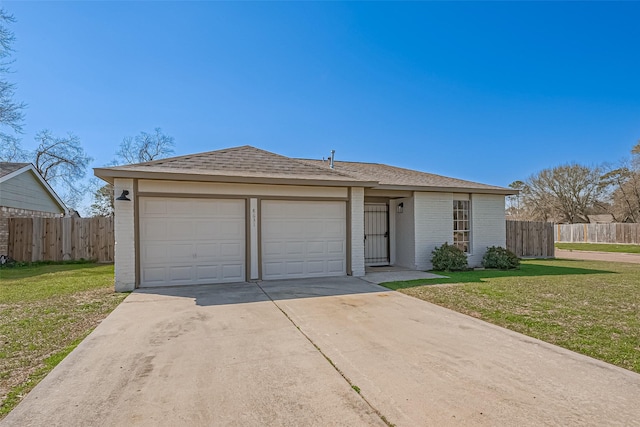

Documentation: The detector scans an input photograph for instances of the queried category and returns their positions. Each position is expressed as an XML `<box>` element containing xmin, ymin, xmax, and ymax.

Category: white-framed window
<box><xmin>453</xmin><ymin>200</ymin><xmax>470</xmax><ymax>253</ymax></box>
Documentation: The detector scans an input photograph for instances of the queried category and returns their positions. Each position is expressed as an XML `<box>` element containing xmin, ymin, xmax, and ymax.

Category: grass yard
<box><xmin>0</xmin><ymin>263</ymin><xmax>126</xmax><ymax>419</ymax></box>
<box><xmin>556</xmin><ymin>242</ymin><xmax>640</xmax><ymax>254</ymax></box>
<box><xmin>383</xmin><ymin>259</ymin><xmax>640</xmax><ymax>373</ymax></box>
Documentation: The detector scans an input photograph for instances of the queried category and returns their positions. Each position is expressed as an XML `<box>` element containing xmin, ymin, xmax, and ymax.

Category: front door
<box><xmin>364</xmin><ymin>203</ymin><xmax>389</xmax><ymax>266</ymax></box>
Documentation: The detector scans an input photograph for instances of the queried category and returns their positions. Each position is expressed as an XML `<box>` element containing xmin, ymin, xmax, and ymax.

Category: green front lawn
<box><xmin>556</xmin><ymin>242</ymin><xmax>640</xmax><ymax>254</ymax></box>
<box><xmin>0</xmin><ymin>263</ymin><xmax>126</xmax><ymax>419</ymax></box>
<box><xmin>383</xmin><ymin>259</ymin><xmax>640</xmax><ymax>373</ymax></box>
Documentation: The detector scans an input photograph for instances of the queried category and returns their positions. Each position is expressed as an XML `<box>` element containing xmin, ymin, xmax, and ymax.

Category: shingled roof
<box><xmin>300</xmin><ymin>159</ymin><xmax>512</xmax><ymax>193</ymax></box>
<box><xmin>95</xmin><ymin>146</ymin><xmax>373</xmax><ymax>186</ymax></box>
<box><xmin>0</xmin><ymin>162</ymin><xmax>30</xmax><ymax>179</ymax></box>
<box><xmin>95</xmin><ymin>145</ymin><xmax>513</xmax><ymax>194</ymax></box>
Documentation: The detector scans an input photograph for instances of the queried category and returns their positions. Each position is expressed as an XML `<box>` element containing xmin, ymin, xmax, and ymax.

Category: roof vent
<box><xmin>329</xmin><ymin>150</ymin><xmax>335</xmax><ymax>169</ymax></box>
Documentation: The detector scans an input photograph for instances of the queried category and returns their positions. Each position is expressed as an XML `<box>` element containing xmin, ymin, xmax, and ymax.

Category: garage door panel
<box><xmin>169</xmin><ymin>266</ymin><xmax>192</xmax><ymax>281</ymax></box>
<box><xmin>166</xmin><ymin>200</ymin><xmax>192</xmax><ymax>215</ymax></box>
<box><xmin>263</xmin><ymin>262</ymin><xmax>283</xmax><ymax>277</ymax></box>
<box><xmin>307</xmin><ymin>260</ymin><xmax>325</xmax><ymax>274</ymax></box>
<box><xmin>324</xmin><ymin>220</ymin><xmax>345</xmax><ymax>236</ymax></box>
<box><xmin>307</xmin><ymin>241</ymin><xmax>326</xmax><ymax>255</ymax></box>
<box><xmin>284</xmin><ymin>261</ymin><xmax>304</xmax><ymax>275</ymax></box>
<box><xmin>194</xmin><ymin>243</ymin><xmax>219</xmax><ymax>259</ymax></box>
<box><xmin>141</xmin><ymin>199</ymin><xmax>168</xmax><ymax>215</ymax></box>
<box><xmin>261</xmin><ymin>200</ymin><xmax>346</xmax><ymax>280</ymax></box>
<box><xmin>220</xmin><ymin>242</ymin><xmax>243</xmax><ymax>257</ymax></box>
<box><xmin>218</xmin><ymin>221</ymin><xmax>244</xmax><ymax>239</ymax></box>
<box><xmin>142</xmin><ymin>219</ymin><xmax>168</xmax><ymax>240</ymax></box>
<box><xmin>195</xmin><ymin>265</ymin><xmax>218</xmax><ymax>281</ymax></box>
<box><xmin>305</xmin><ymin>222</ymin><xmax>323</xmax><ymax>235</ymax></box>
<box><xmin>285</xmin><ymin>242</ymin><xmax>305</xmax><ymax>254</ymax></box>
<box><xmin>142</xmin><ymin>267</ymin><xmax>166</xmax><ymax>285</ymax></box>
<box><xmin>328</xmin><ymin>259</ymin><xmax>345</xmax><ymax>273</ymax></box>
<box><xmin>139</xmin><ymin>197</ymin><xmax>245</xmax><ymax>287</ymax></box>
<box><xmin>222</xmin><ymin>264</ymin><xmax>244</xmax><ymax>280</ymax></box>
<box><xmin>327</xmin><ymin>241</ymin><xmax>344</xmax><ymax>254</ymax></box>
<box><xmin>167</xmin><ymin>221</ymin><xmax>193</xmax><ymax>240</ymax></box>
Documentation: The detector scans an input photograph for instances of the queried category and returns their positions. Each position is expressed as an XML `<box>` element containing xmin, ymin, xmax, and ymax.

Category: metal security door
<box><xmin>364</xmin><ymin>204</ymin><xmax>389</xmax><ymax>265</ymax></box>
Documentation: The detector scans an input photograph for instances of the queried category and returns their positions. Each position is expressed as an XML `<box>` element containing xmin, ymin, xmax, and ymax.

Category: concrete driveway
<box><xmin>4</xmin><ymin>277</ymin><xmax>640</xmax><ymax>426</ymax></box>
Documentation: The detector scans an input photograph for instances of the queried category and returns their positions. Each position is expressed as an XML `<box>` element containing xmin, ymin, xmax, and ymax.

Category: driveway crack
<box><xmin>252</xmin><ymin>281</ymin><xmax>395</xmax><ymax>427</ymax></box>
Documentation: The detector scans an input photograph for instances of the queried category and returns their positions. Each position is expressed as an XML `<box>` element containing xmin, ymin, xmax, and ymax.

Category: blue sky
<box><xmin>6</xmin><ymin>1</ymin><xmax>640</xmax><ymax>201</ymax></box>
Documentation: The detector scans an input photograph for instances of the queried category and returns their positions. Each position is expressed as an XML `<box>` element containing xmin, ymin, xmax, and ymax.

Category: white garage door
<box><xmin>139</xmin><ymin>198</ymin><xmax>245</xmax><ymax>287</ymax></box>
<box><xmin>261</xmin><ymin>200</ymin><xmax>346</xmax><ymax>280</ymax></box>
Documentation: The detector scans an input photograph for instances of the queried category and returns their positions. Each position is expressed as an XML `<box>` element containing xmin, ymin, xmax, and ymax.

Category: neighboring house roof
<box><xmin>95</xmin><ymin>145</ymin><xmax>514</xmax><ymax>195</ymax></box>
<box><xmin>0</xmin><ymin>162</ymin><xmax>30</xmax><ymax>179</ymax></box>
<box><xmin>587</xmin><ymin>214</ymin><xmax>615</xmax><ymax>224</ymax></box>
<box><xmin>0</xmin><ymin>162</ymin><xmax>69</xmax><ymax>215</ymax></box>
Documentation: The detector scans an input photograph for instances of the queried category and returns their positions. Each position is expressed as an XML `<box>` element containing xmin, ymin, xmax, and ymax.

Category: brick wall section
<box><xmin>350</xmin><ymin>187</ymin><xmax>365</xmax><ymax>276</ymax></box>
<box><xmin>414</xmin><ymin>192</ymin><xmax>454</xmax><ymax>270</ymax></box>
<box><xmin>469</xmin><ymin>194</ymin><xmax>506</xmax><ymax>267</ymax></box>
<box><xmin>114</xmin><ymin>179</ymin><xmax>136</xmax><ymax>292</ymax></box>
<box><xmin>0</xmin><ymin>207</ymin><xmax>61</xmax><ymax>255</ymax></box>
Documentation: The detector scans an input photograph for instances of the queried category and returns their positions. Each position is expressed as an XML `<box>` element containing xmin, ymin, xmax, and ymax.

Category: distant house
<box><xmin>95</xmin><ymin>146</ymin><xmax>515</xmax><ymax>292</ymax></box>
<box><xmin>0</xmin><ymin>163</ymin><xmax>68</xmax><ymax>255</ymax></box>
<box><xmin>587</xmin><ymin>214</ymin><xmax>615</xmax><ymax>224</ymax></box>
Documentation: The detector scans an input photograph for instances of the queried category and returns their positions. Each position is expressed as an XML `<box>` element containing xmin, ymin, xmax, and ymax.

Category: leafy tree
<box><xmin>89</xmin><ymin>128</ymin><xmax>175</xmax><ymax>217</ymax></box>
<box><xmin>89</xmin><ymin>181</ymin><xmax>115</xmax><ymax>217</ymax></box>
<box><xmin>521</xmin><ymin>163</ymin><xmax>604</xmax><ymax>223</ymax></box>
<box><xmin>0</xmin><ymin>9</ymin><xmax>26</xmax><ymax>153</ymax></box>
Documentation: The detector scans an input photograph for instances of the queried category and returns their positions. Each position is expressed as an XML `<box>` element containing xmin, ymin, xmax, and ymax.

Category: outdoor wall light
<box><xmin>397</xmin><ymin>202</ymin><xmax>404</xmax><ymax>213</ymax></box>
<box><xmin>116</xmin><ymin>190</ymin><xmax>131</xmax><ymax>201</ymax></box>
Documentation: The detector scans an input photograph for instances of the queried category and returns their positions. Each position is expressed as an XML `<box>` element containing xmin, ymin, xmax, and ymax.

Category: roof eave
<box><xmin>373</xmin><ymin>184</ymin><xmax>517</xmax><ymax>195</ymax></box>
<box><xmin>94</xmin><ymin>168</ymin><xmax>377</xmax><ymax>188</ymax></box>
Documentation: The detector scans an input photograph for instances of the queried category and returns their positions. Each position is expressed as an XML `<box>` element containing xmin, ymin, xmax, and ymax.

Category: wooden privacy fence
<box><xmin>555</xmin><ymin>223</ymin><xmax>640</xmax><ymax>244</ymax></box>
<box><xmin>8</xmin><ymin>217</ymin><xmax>114</xmax><ymax>262</ymax></box>
<box><xmin>506</xmin><ymin>220</ymin><xmax>555</xmax><ymax>258</ymax></box>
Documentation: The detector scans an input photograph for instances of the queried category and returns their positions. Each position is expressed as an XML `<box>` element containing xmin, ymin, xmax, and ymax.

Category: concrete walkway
<box><xmin>362</xmin><ymin>266</ymin><xmax>445</xmax><ymax>284</ymax></box>
<box><xmin>4</xmin><ymin>277</ymin><xmax>640</xmax><ymax>426</ymax></box>
<box><xmin>556</xmin><ymin>248</ymin><xmax>640</xmax><ymax>264</ymax></box>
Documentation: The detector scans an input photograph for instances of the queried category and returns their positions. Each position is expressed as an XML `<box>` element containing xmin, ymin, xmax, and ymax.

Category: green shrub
<box><xmin>431</xmin><ymin>243</ymin><xmax>468</xmax><ymax>271</ymax></box>
<box><xmin>482</xmin><ymin>246</ymin><xmax>520</xmax><ymax>270</ymax></box>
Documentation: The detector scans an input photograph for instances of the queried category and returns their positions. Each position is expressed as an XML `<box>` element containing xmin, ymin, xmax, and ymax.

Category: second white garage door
<box><xmin>261</xmin><ymin>200</ymin><xmax>346</xmax><ymax>280</ymax></box>
<box><xmin>139</xmin><ymin>198</ymin><xmax>245</xmax><ymax>287</ymax></box>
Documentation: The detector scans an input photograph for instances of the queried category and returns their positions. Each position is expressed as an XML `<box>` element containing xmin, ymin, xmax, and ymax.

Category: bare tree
<box><xmin>90</xmin><ymin>128</ymin><xmax>175</xmax><ymax>216</ymax></box>
<box><xmin>506</xmin><ymin>180</ymin><xmax>525</xmax><ymax>219</ymax></box>
<box><xmin>0</xmin><ymin>9</ymin><xmax>25</xmax><ymax>148</ymax></box>
<box><xmin>521</xmin><ymin>163</ymin><xmax>604</xmax><ymax>223</ymax></box>
<box><xmin>33</xmin><ymin>130</ymin><xmax>92</xmax><ymax>208</ymax></box>
<box><xmin>601</xmin><ymin>141</ymin><xmax>640</xmax><ymax>222</ymax></box>
<box><xmin>0</xmin><ymin>135</ymin><xmax>26</xmax><ymax>161</ymax></box>
<box><xmin>116</xmin><ymin>127</ymin><xmax>174</xmax><ymax>164</ymax></box>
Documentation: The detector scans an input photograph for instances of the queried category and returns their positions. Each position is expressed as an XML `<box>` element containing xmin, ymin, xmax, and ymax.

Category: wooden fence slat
<box><xmin>555</xmin><ymin>223</ymin><xmax>640</xmax><ymax>244</ymax></box>
<box><xmin>506</xmin><ymin>220</ymin><xmax>555</xmax><ymax>258</ymax></box>
<box><xmin>7</xmin><ymin>217</ymin><xmax>115</xmax><ymax>262</ymax></box>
